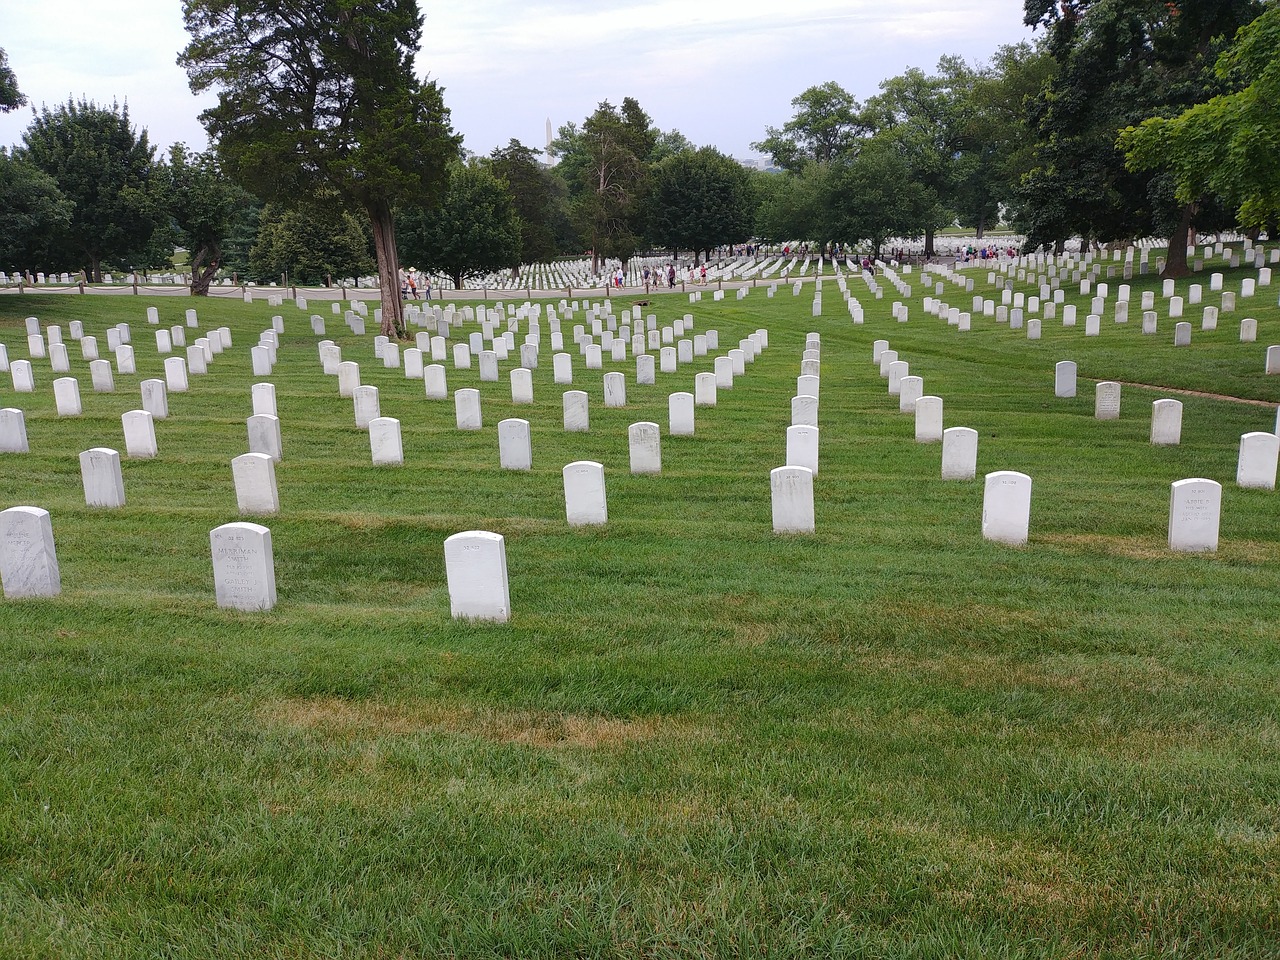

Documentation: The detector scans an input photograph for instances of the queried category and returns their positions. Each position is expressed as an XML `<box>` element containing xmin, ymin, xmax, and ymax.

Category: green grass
<box><xmin>1</xmin><ymin>256</ymin><xmax>1279</xmax><ymax>958</ymax></box>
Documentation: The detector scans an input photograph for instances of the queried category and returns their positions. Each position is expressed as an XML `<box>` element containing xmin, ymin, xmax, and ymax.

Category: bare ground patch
<box><xmin>260</xmin><ymin>696</ymin><xmax>691</xmax><ymax>750</ymax></box>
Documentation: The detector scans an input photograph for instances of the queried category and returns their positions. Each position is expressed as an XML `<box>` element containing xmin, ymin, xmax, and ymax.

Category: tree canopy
<box><xmin>752</xmin><ymin>82</ymin><xmax>866</xmax><ymax>171</ymax></box>
<box><xmin>1120</xmin><ymin>3</ymin><xmax>1280</xmax><ymax>234</ymax></box>
<box><xmin>179</xmin><ymin>0</ymin><xmax>460</xmax><ymax>336</ymax></box>
<box><xmin>161</xmin><ymin>143</ymin><xmax>255</xmax><ymax>295</ymax></box>
<box><xmin>398</xmin><ymin>162</ymin><xmax>521</xmax><ymax>290</ymax></box>
<box><xmin>646</xmin><ymin>147</ymin><xmax>754</xmax><ymax>262</ymax></box>
<box><xmin>0</xmin><ymin>48</ymin><xmax>24</xmax><ymax>113</ymax></box>
<box><xmin>19</xmin><ymin>99</ymin><xmax>161</xmax><ymax>282</ymax></box>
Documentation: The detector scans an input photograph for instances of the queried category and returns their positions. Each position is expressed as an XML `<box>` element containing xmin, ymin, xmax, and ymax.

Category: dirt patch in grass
<box><xmin>1041</xmin><ymin>532</ymin><xmax>1275</xmax><ymax>563</ymax></box>
<box><xmin>260</xmin><ymin>696</ymin><xmax>687</xmax><ymax>750</ymax></box>
<box><xmin>1039</xmin><ymin>532</ymin><xmax>1172</xmax><ymax>561</ymax></box>
<box><xmin>1101</xmin><ymin>380</ymin><xmax>1278</xmax><ymax>409</ymax></box>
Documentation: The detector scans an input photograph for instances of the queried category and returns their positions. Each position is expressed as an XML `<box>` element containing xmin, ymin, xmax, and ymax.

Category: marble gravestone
<box><xmin>770</xmin><ymin>465</ymin><xmax>814</xmax><ymax>534</ymax></box>
<box><xmin>941</xmin><ymin>427</ymin><xmax>978</xmax><ymax>480</ymax></box>
<box><xmin>231</xmin><ymin>452</ymin><xmax>280</xmax><ymax>514</ymax></box>
<box><xmin>0</xmin><ymin>506</ymin><xmax>61</xmax><ymax>598</ymax></box>
<box><xmin>443</xmin><ymin>531</ymin><xmax>510</xmax><ymax>623</ymax></box>
<box><xmin>1168</xmin><ymin>479</ymin><xmax>1221</xmax><ymax>553</ymax></box>
<box><xmin>628</xmin><ymin>422</ymin><xmax>662</xmax><ymax>474</ymax></box>
<box><xmin>210</xmin><ymin>522</ymin><xmax>277</xmax><ymax>611</ymax></box>
<box><xmin>982</xmin><ymin>470</ymin><xmax>1032</xmax><ymax>545</ymax></box>
<box><xmin>563</xmin><ymin>460</ymin><xmax>607</xmax><ymax>525</ymax></box>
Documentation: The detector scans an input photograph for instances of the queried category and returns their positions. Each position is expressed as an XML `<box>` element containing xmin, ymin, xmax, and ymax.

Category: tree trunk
<box><xmin>89</xmin><ymin>254</ymin><xmax>102</xmax><ymax>284</ymax></box>
<box><xmin>189</xmin><ymin>244</ymin><xmax>219</xmax><ymax>297</ymax></box>
<box><xmin>923</xmin><ymin>227</ymin><xmax>936</xmax><ymax>259</ymax></box>
<box><xmin>1161</xmin><ymin>202</ymin><xmax>1195</xmax><ymax>280</ymax></box>
<box><xmin>367</xmin><ymin>201</ymin><xmax>405</xmax><ymax>339</ymax></box>
<box><xmin>452</xmin><ymin>269</ymin><xmax>463</xmax><ymax>289</ymax></box>
<box><xmin>975</xmin><ymin>216</ymin><xmax>985</xmax><ymax>240</ymax></box>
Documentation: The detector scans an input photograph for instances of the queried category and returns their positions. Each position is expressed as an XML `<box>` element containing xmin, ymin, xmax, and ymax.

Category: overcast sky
<box><xmin>0</xmin><ymin>0</ymin><xmax>1038</xmax><ymax>162</ymax></box>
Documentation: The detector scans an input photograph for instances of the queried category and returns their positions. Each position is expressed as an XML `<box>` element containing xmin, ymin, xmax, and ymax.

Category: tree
<box><xmin>484</xmin><ymin>139</ymin><xmax>563</xmax><ymax>272</ymax></box>
<box><xmin>180</xmin><ymin>0</ymin><xmax>460</xmax><ymax>338</ymax></box>
<box><xmin>161</xmin><ymin>143</ymin><xmax>254</xmax><ymax>295</ymax></box>
<box><xmin>249</xmin><ymin>198</ymin><xmax>375</xmax><ymax>286</ymax></box>
<box><xmin>0</xmin><ymin>150</ymin><xmax>72</xmax><ymax>271</ymax></box>
<box><xmin>551</xmin><ymin>98</ymin><xmax>656</xmax><ymax>274</ymax></box>
<box><xmin>752</xmin><ymin>82</ymin><xmax>867</xmax><ymax>172</ymax></box>
<box><xmin>863</xmin><ymin>59</ymin><xmax>978</xmax><ymax>256</ymax></box>
<box><xmin>398</xmin><ymin>162</ymin><xmax>520</xmax><ymax>290</ymax></box>
<box><xmin>19</xmin><ymin>99</ymin><xmax>161</xmax><ymax>282</ymax></box>
<box><xmin>645</xmin><ymin>147</ymin><xmax>754</xmax><ymax>262</ymax></box>
<box><xmin>958</xmin><ymin>41</ymin><xmax>1057</xmax><ymax>236</ymax></box>
<box><xmin>753</xmin><ymin>166</ymin><xmax>823</xmax><ymax>245</ymax></box>
<box><xmin>1018</xmin><ymin>0</ymin><xmax>1261</xmax><ymax>272</ymax></box>
<box><xmin>0</xmin><ymin>48</ymin><xmax>24</xmax><ymax>113</ymax></box>
<box><xmin>820</xmin><ymin>139</ymin><xmax>934</xmax><ymax>260</ymax></box>
<box><xmin>1120</xmin><ymin>4</ymin><xmax>1280</xmax><ymax>235</ymax></box>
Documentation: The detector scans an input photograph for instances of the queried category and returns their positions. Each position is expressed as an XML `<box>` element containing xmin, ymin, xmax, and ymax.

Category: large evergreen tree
<box><xmin>179</xmin><ymin>0</ymin><xmax>460</xmax><ymax>336</ymax></box>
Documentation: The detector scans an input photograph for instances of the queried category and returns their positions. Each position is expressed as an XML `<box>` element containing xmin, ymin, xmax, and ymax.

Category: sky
<box><xmin>0</xmin><ymin>0</ymin><xmax>1039</xmax><ymax>163</ymax></box>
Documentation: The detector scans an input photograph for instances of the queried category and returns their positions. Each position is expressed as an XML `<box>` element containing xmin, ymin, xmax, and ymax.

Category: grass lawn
<box><xmin>1</xmin><ymin>256</ymin><xmax>1278</xmax><ymax>958</ymax></box>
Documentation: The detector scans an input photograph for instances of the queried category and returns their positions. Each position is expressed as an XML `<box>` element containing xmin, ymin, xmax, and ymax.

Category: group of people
<box><xmin>399</xmin><ymin>266</ymin><xmax>431</xmax><ymax>301</ymax></box>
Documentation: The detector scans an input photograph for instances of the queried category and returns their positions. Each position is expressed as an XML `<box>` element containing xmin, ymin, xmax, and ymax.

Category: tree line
<box><xmin>0</xmin><ymin>0</ymin><xmax>1277</xmax><ymax>335</ymax></box>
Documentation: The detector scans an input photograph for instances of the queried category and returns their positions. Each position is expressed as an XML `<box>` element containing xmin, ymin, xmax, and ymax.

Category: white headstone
<box><xmin>353</xmin><ymin>384</ymin><xmax>381</xmax><ymax>429</ymax></box>
<box><xmin>770</xmin><ymin>465</ymin><xmax>814</xmax><ymax>534</ymax></box>
<box><xmin>563</xmin><ymin>390</ymin><xmax>589</xmax><ymax>432</ymax></box>
<box><xmin>1237</xmin><ymin>432</ymin><xmax>1279</xmax><ymax>489</ymax></box>
<box><xmin>80</xmin><ymin>447</ymin><xmax>125</xmax><ymax>508</ymax></box>
<box><xmin>122</xmin><ymin>410</ymin><xmax>157</xmax><ymax>458</ymax></box>
<box><xmin>424</xmin><ymin>364</ymin><xmax>448</xmax><ymax>399</ymax></box>
<box><xmin>915</xmin><ymin>396</ymin><xmax>944</xmax><ymax>443</ymax></box>
<box><xmin>714</xmin><ymin>356</ymin><xmax>734</xmax><ymax>389</ymax></box>
<box><xmin>232</xmin><ymin>452</ymin><xmax>279</xmax><ymax>514</ymax></box>
<box><xmin>669</xmin><ymin>392</ymin><xmax>695</xmax><ymax>436</ymax></box>
<box><xmin>1095</xmin><ymin>382</ymin><xmax>1121</xmax><ymax>420</ymax></box>
<box><xmin>626</xmin><ymin>421</ymin><xmax>661</xmax><ymax>474</ymax></box>
<box><xmin>11</xmin><ymin>360</ymin><xmax>34</xmax><ymax>393</ymax></box>
<box><xmin>444</xmin><ymin>531</ymin><xmax>510</xmax><ymax>622</ymax></box>
<box><xmin>54</xmin><ymin>377</ymin><xmax>83</xmax><ymax>416</ymax></box>
<box><xmin>510</xmin><ymin>367</ymin><xmax>533</xmax><ymax>404</ymax></box>
<box><xmin>563</xmin><ymin>460</ymin><xmax>607</xmax><ymax>525</ymax></box>
<box><xmin>90</xmin><ymin>359</ymin><xmax>115</xmax><ymax>393</ymax></box>
<box><xmin>1055</xmin><ymin>360</ymin><xmax>1077</xmax><ymax>398</ymax></box>
<box><xmin>252</xmin><ymin>382</ymin><xmax>277</xmax><ymax>418</ymax></box>
<box><xmin>0</xmin><ymin>409</ymin><xmax>29</xmax><ymax>452</ymax></box>
<box><xmin>792</xmin><ymin>395</ymin><xmax>818</xmax><ymax>427</ymax></box>
<box><xmin>604</xmin><ymin>372</ymin><xmax>627</xmax><ymax>407</ymax></box>
<box><xmin>1168</xmin><ymin>479</ymin><xmax>1221</xmax><ymax>553</ymax></box>
<box><xmin>455</xmin><ymin>388</ymin><xmax>482</xmax><ymax>430</ymax></box>
<box><xmin>498</xmin><ymin>418</ymin><xmax>532</xmax><ymax>470</ymax></box>
<box><xmin>553</xmin><ymin>352</ymin><xmax>573</xmax><ymax>384</ymax></box>
<box><xmin>694</xmin><ymin>372</ymin><xmax>717</xmax><ymax>407</ymax></box>
<box><xmin>1150</xmin><ymin>399</ymin><xmax>1183</xmax><ymax>446</ymax></box>
<box><xmin>247</xmin><ymin>413</ymin><xmax>283</xmax><ymax>461</ymax></box>
<box><xmin>369</xmin><ymin>416</ymin><xmax>404</xmax><ymax>465</ymax></box>
<box><xmin>941</xmin><ymin>427</ymin><xmax>978</xmax><ymax>480</ymax></box>
<box><xmin>982</xmin><ymin>471</ymin><xmax>1032</xmax><ymax>545</ymax></box>
<box><xmin>210</xmin><ymin>522</ymin><xmax>276</xmax><ymax>611</ymax></box>
<box><xmin>785</xmin><ymin>425</ymin><xmax>819</xmax><ymax>475</ymax></box>
<box><xmin>0</xmin><ymin>506</ymin><xmax>60</xmax><ymax>598</ymax></box>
